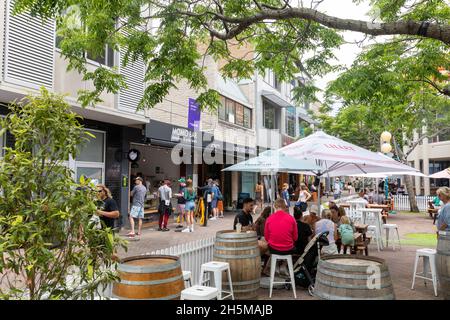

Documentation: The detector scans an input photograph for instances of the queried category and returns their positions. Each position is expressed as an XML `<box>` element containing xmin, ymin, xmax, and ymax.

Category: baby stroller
<box><xmin>289</xmin><ymin>231</ymin><xmax>330</xmax><ymax>296</ymax></box>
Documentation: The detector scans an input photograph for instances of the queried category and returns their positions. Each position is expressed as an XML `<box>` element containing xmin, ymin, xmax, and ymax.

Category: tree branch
<box><xmin>167</xmin><ymin>6</ymin><xmax>450</xmax><ymax>45</ymax></box>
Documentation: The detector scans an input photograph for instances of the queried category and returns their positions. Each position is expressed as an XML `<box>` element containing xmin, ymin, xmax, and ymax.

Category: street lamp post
<box><xmin>380</xmin><ymin>131</ymin><xmax>393</xmax><ymax>200</ymax></box>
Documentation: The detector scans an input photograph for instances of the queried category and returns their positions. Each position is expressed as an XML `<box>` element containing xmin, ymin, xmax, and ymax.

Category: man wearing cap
<box><xmin>128</xmin><ymin>176</ymin><xmax>147</xmax><ymax>237</ymax></box>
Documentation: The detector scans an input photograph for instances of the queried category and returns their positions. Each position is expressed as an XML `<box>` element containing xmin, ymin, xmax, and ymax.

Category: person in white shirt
<box><xmin>315</xmin><ymin>210</ymin><xmax>338</xmax><ymax>254</ymax></box>
<box><xmin>357</xmin><ymin>190</ymin><xmax>369</xmax><ymax>205</ymax></box>
<box><xmin>333</xmin><ymin>178</ymin><xmax>342</xmax><ymax>200</ymax></box>
<box><xmin>158</xmin><ymin>179</ymin><xmax>173</xmax><ymax>231</ymax></box>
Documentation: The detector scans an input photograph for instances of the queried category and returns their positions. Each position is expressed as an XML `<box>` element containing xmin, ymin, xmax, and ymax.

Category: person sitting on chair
<box><xmin>293</xmin><ymin>206</ymin><xmax>313</xmax><ymax>256</ymax></box>
<box><xmin>264</xmin><ymin>198</ymin><xmax>298</xmax><ymax>255</ymax></box>
<box><xmin>233</xmin><ymin>198</ymin><xmax>255</xmax><ymax>231</ymax></box>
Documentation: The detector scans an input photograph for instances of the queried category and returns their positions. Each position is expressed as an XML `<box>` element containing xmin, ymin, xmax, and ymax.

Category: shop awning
<box><xmin>298</xmin><ymin>112</ymin><xmax>318</xmax><ymax>125</ymax></box>
<box><xmin>261</xmin><ymin>90</ymin><xmax>290</xmax><ymax>108</ymax></box>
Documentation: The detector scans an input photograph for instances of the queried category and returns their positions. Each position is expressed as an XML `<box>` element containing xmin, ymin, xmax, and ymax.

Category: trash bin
<box><xmin>237</xmin><ymin>192</ymin><xmax>250</xmax><ymax>209</ymax></box>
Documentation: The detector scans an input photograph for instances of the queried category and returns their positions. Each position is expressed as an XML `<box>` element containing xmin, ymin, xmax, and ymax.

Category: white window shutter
<box><xmin>4</xmin><ymin>0</ymin><xmax>55</xmax><ymax>90</ymax></box>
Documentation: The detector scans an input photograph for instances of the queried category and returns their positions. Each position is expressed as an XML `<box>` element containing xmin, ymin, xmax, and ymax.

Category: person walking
<box><xmin>214</xmin><ymin>179</ymin><xmax>225</xmax><ymax>218</ymax></box>
<box><xmin>127</xmin><ymin>177</ymin><xmax>147</xmax><ymax>238</ymax></box>
<box><xmin>182</xmin><ymin>179</ymin><xmax>196</xmax><ymax>233</ymax></box>
<box><xmin>333</xmin><ymin>178</ymin><xmax>342</xmax><ymax>200</ymax></box>
<box><xmin>158</xmin><ymin>179</ymin><xmax>172</xmax><ymax>232</ymax></box>
<box><xmin>208</xmin><ymin>179</ymin><xmax>220</xmax><ymax>221</ymax></box>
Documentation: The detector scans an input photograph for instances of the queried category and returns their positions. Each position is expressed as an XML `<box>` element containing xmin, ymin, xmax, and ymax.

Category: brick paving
<box><xmin>118</xmin><ymin>208</ymin><xmax>443</xmax><ymax>300</ymax></box>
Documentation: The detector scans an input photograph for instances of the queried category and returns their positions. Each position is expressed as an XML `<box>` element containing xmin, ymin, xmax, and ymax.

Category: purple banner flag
<box><xmin>188</xmin><ymin>98</ymin><xmax>201</xmax><ymax>131</ymax></box>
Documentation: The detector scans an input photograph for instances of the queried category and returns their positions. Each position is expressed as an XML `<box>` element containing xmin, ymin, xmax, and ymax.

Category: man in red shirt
<box><xmin>265</xmin><ymin>198</ymin><xmax>298</xmax><ymax>254</ymax></box>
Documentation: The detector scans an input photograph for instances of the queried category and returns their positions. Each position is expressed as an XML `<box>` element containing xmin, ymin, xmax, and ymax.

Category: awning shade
<box><xmin>222</xmin><ymin>149</ymin><xmax>321</xmax><ymax>174</ymax></box>
<box><xmin>261</xmin><ymin>90</ymin><xmax>290</xmax><ymax>108</ymax></box>
<box><xmin>279</xmin><ymin>131</ymin><xmax>421</xmax><ymax>177</ymax></box>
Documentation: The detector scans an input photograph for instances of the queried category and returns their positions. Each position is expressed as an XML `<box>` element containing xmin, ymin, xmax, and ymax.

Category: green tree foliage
<box><xmin>0</xmin><ymin>88</ymin><xmax>126</xmax><ymax>299</ymax></box>
<box><xmin>12</xmin><ymin>0</ymin><xmax>449</xmax><ymax>111</ymax></box>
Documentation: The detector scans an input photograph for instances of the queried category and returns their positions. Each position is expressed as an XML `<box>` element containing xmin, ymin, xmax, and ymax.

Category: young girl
<box><xmin>338</xmin><ymin>216</ymin><xmax>355</xmax><ymax>248</ymax></box>
<box><xmin>183</xmin><ymin>179</ymin><xmax>196</xmax><ymax>233</ymax></box>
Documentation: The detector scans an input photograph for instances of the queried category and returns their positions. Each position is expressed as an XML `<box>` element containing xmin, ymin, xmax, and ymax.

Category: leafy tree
<box><xmin>11</xmin><ymin>0</ymin><xmax>450</xmax><ymax>110</ymax></box>
<box><xmin>0</xmin><ymin>88</ymin><xmax>126</xmax><ymax>299</ymax></box>
<box><xmin>318</xmin><ymin>38</ymin><xmax>450</xmax><ymax>211</ymax></box>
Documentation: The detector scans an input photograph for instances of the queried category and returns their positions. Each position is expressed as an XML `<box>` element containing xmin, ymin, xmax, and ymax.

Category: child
<box><xmin>338</xmin><ymin>216</ymin><xmax>355</xmax><ymax>248</ymax></box>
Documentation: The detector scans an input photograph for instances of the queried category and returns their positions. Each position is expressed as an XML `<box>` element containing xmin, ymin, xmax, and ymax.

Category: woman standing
<box><xmin>182</xmin><ymin>179</ymin><xmax>196</xmax><ymax>233</ymax></box>
<box><xmin>295</xmin><ymin>183</ymin><xmax>312</xmax><ymax>213</ymax></box>
<box><xmin>254</xmin><ymin>180</ymin><xmax>264</xmax><ymax>213</ymax></box>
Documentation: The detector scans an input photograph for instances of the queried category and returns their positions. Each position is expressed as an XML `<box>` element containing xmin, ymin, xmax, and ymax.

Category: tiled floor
<box><xmin>119</xmin><ymin>207</ymin><xmax>443</xmax><ymax>300</ymax></box>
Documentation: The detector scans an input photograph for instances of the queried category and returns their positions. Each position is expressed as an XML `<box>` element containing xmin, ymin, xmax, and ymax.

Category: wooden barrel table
<box><xmin>436</xmin><ymin>231</ymin><xmax>450</xmax><ymax>300</ymax></box>
<box><xmin>112</xmin><ymin>255</ymin><xmax>184</xmax><ymax>300</ymax></box>
<box><xmin>314</xmin><ymin>255</ymin><xmax>395</xmax><ymax>300</ymax></box>
<box><xmin>214</xmin><ymin>230</ymin><xmax>261</xmax><ymax>300</ymax></box>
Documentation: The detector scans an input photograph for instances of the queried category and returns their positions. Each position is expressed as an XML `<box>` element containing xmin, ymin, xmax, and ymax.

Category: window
<box><xmin>243</xmin><ymin>108</ymin><xmax>251</xmax><ymax>129</ymax></box>
<box><xmin>56</xmin><ymin>36</ymin><xmax>114</xmax><ymax>67</ymax></box>
<box><xmin>69</xmin><ymin>129</ymin><xmax>106</xmax><ymax>184</ymax></box>
<box><xmin>219</xmin><ymin>95</ymin><xmax>252</xmax><ymax>129</ymax></box>
<box><xmin>77</xmin><ymin>131</ymin><xmax>105</xmax><ymax>162</ymax></box>
<box><xmin>430</xmin><ymin>160</ymin><xmax>450</xmax><ymax>188</ymax></box>
<box><xmin>86</xmin><ymin>46</ymin><xmax>115</xmax><ymax>67</ymax></box>
<box><xmin>286</xmin><ymin>108</ymin><xmax>296</xmax><ymax>137</ymax></box>
<box><xmin>274</xmin><ymin>74</ymin><xmax>281</xmax><ymax>91</ymax></box>
<box><xmin>263</xmin><ymin>102</ymin><xmax>277</xmax><ymax>129</ymax></box>
<box><xmin>226</xmin><ymin>99</ymin><xmax>235</xmax><ymax>123</ymax></box>
<box><xmin>218</xmin><ymin>96</ymin><xmax>226</xmax><ymax>120</ymax></box>
<box><xmin>235</xmin><ymin>104</ymin><xmax>244</xmax><ymax>126</ymax></box>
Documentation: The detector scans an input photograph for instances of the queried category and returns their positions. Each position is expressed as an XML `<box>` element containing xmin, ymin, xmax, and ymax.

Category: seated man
<box><xmin>293</xmin><ymin>206</ymin><xmax>313</xmax><ymax>255</ymax></box>
<box><xmin>264</xmin><ymin>198</ymin><xmax>298</xmax><ymax>255</ymax></box>
<box><xmin>233</xmin><ymin>198</ymin><xmax>255</xmax><ymax>231</ymax></box>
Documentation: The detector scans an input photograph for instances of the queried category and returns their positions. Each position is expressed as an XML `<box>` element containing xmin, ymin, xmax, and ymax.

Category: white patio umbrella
<box><xmin>279</xmin><ymin>131</ymin><xmax>421</xmax><ymax>212</ymax></box>
<box><xmin>429</xmin><ymin>168</ymin><xmax>450</xmax><ymax>179</ymax></box>
<box><xmin>222</xmin><ymin>149</ymin><xmax>322</xmax><ymax>208</ymax></box>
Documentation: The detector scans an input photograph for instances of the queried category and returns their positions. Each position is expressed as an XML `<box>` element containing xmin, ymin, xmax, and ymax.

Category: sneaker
<box><xmin>157</xmin><ymin>228</ymin><xmax>163</xmax><ymax>231</ymax></box>
<box><xmin>181</xmin><ymin>228</ymin><xmax>191</xmax><ymax>233</ymax></box>
<box><xmin>162</xmin><ymin>228</ymin><xmax>170</xmax><ymax>232</ymax></box>
<box><xmin>209</xmin><ymin>217</ymin><xmax>217</xmax><ymax>221</ymax></box>
<box><xmin>219</xmin><ymin>214</ymin><xmax>224</xmax><ymax>218</ymax></box>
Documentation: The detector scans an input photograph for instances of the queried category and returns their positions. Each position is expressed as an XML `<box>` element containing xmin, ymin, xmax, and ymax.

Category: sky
<box><xmin>311</xmin><ymin>0</ymin><xmax>373</xmax><ymax>112</ymax></box>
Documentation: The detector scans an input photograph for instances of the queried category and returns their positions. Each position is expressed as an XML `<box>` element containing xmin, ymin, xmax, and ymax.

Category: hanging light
<box><xmin>381</xmin><ymin>142</ymin><xmax>392</xmax><ymax>154</ymax></box>
<box><xmin>380</xmin><ymin>131</ymin><xmax>392</xmax><ymax>143</ymax></box>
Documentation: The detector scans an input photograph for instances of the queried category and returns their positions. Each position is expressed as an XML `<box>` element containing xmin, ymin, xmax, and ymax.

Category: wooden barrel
<box><xmin>214</xmin><ymin>230</ymin><xmax>261</xmax><ymax>300</ymax></box>
<box><xmin>314</xmin><ymin>255</ymin><xmax>395</xmax><ymax>300</ymax></box>
<box><xmin>112</xmin><ymin>255</ymin><xmax>184</xmax><ymax>300</ymax></box>
<box><xmin>436</xmin><ymin>231</ymin><xmax>450</xmax><ymax>300</ymax></box>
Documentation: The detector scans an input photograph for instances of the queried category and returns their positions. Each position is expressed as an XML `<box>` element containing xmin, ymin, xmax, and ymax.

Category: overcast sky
<box><xmin>312</xmin><ymin>0</ymin><xmax>373</xmax><ymax>110</ymax></box>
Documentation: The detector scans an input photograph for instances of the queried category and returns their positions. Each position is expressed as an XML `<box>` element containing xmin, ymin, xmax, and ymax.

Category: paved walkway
<box><xmin>118</xmin><ymin>209</ymin><xmax>442</xmax><ymax>300</ymax></box>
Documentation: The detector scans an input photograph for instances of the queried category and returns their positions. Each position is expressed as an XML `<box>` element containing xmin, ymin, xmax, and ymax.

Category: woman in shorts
<box><xmin>183</xmin><ymin>179</ymin><xmax>196</xmax><ymax>233</ymax></box>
